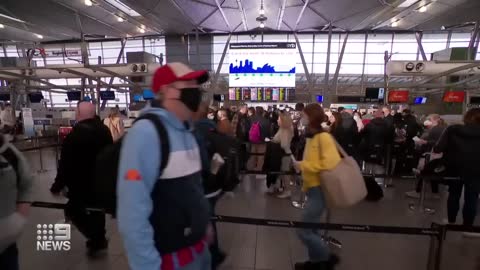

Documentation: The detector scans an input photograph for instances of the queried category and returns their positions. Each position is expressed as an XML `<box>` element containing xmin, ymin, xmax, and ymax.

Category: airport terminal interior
<box><xmin>1</xmin><ymin>0</ymin><xmax>480</xmax><ymax>269</ymax></box>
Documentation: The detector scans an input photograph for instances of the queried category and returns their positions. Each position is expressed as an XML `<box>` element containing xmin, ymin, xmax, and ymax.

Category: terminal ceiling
<box><xmin>0</xmin><ymin>0</ymin><xmax>479</xmax><ymax>42</ymax></box>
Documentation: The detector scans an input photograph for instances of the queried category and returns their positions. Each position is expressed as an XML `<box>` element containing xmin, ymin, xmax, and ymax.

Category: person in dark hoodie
<box><xmin>193</xmin><ymin>103</ymin><xmax>227</xmax><ymax>269</ymax></box>
<box><xmin>359</xmin><ymin>110</ymin><xmax>388</xmax><ymax>166</ymax></box>
<box><xmin>337</xmin><ymin>108</ymin><xmax>359</xmax><ymax>157</ymax></box>
<box><xmin>0</xmin><ymin>133</ymin><xmax>33</xmax><ymax>270</ymax></box>
<box><xmin>56</xmin><ymin>101</ymin><xmax>113</xmax><ymax>256</ymax></box>
<box><xmin>434</xmin><ymin>108</ymin><xmax>480</xmax><ymax>236</ymax></box>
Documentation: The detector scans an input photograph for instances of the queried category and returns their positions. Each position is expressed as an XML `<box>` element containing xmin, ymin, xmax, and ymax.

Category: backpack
<box><xmin>94</xmin><ymin>114</ymin><xmax>170</xmax><ymax>216</ymax></box>
<box><xmin>202</xmin><ymin>129</ymin><xmax>241</xmax><ymax>192</ymax></box>
<box><xmin>249</xmin><ymin>121</ymin><xmax>262</xmax><ymax>143</ymax></box>
<box><xmin>0</xmin><ymin>146</ymin><xmax>20</xmax><ymax>180</ymax></box>
<box><xmin>394</xmin><ymin>126</ymin><xmax>407</xmax><ymax>143</ymax></box>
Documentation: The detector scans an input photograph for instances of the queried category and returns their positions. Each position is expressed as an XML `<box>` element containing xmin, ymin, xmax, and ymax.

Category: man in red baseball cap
<box><xmin>117</xmin><ymin>63</ymin><xmax>212</xmax><ymax>270</ymax></box>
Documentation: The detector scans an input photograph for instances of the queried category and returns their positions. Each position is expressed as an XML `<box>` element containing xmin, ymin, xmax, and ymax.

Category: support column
<box><xmin>212</xmin><ymin>34</ymin><xmax>232</xmax><ymax>91</ymax></box>
<box><xmin>293</xmin><ymin>32</ymin><xmax>312</xmax><ymax>89</ymax></box>
<box><xmin>324</xmin><ymin>24</ymin><xmax>332</xmax><ymax>90</ymax></box>
<box><xmin>360</xmin><ymin>33</ymin><xmax>368</xmax><ymax>92</ymax></box>
<box><xmin>165</xmin><ymin>35</ymin><xmax>189</xmax><ymax>64</ymax></box>
<box><xmin>416</xmin><ymin>32</ymin><xmax>427</xmax><ymax>61</ymax></box>
<box><xmin>188</xmin><ymin>34</ymin><xmax>213</xmax><ymax>70</ymax></box>
<box><xmin>331</xmin><ymin>33</ymin><xmax>349</xmax><ymax>94</ymax></box>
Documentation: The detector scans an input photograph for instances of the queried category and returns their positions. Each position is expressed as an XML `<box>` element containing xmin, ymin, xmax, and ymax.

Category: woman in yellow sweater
<box><xmin>293</xmin><ymin>103</ymin><xmax>341</xmax><ymax>270</ymax></box>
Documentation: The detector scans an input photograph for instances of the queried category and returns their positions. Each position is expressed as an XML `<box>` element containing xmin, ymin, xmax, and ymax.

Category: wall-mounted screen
<box><xmin>470</xmin><ymin>96</ymin><xmax>480</xmax><ymax>104</ymax></box>
<box><xmin>251</xmin><ymin>88</ymin><xmax>258</xmax><ymax>101</ymax></box>
<box><xmin>0</xmin><ymin>93</ymin><xmax>11</xmax><ymax>101</ymax></box>
<box><xmin>287</xmin><ymin>88</ymin><xmax>295</xmax><ymax>100</ymax></box>
<box><xmin>213</xmin><ymin>94</ymin><xmax>225</xmax><ymax>102</ymax></box>
<box><xmin>133</xmin><ymin>95</ymin><xmax>143</xmax><ymax>102</ymax></box>
<box><xmin>67</xmin><ymin>91</ymin><xmax>81</xmax><ymax>101</ymax></box>
<box><xmin>264</xmin><ymin>88</ymin><xmax>273</xmax><ymax>101</ymax></box>
<box><xmin>242</xmin><ymin>88</ymin><xmax>251</xmax><ymax>100</ymax></box>
<box><xmin>443</xmin><ymin>91</ymin><xmax>465</xmax><ymax>103</ymax></box>
<box><xmin>235</xmin><ymin>88</ymin><xmax>242</xmax><ymax>101</ymax></box>
<box><xmin>99</xmin><ymin>91</ymin><xmax>116</xmax><ymax>101</ymax></box>
<box><xmin>338</xmin><ymin>96</ymin><xmax>365</xmax><ymax>103</ymax></box>
<box><xmin>228</xmin><ymin>88</ymin><xmax>235</xmax><ymax>100</ymax></box>
<box><xmin>365</xmin><ymin>87</ymin><xmax>385</xmax><ymax>103</ymax></box>
<box><xmin>413</xmin><ymin>97</ymin><xmax>427</xmax><ymax>104</ymax></box>
<box><xmin>229</xmin><ymin>43</ymin><xmax>296</xmax><ymax>87</ymax></box>
<box><xmin>316</xmin><ymin>95</ymin><xmax>324</xmax><ymax>103</ymax></box>
<box><xmin>28</xmin><ymin>92</ymin><xmax>44</xmax><ymax>103</ymax></box>
<box><xmin>272</xmin><ymin>88</ymin><xmax>279</xmax><ymax>101</ymax></box>
<box><xmin>388</xmin><ymin>90</ymin><xmax>409</xmax><ymax>103</ymax></box>
<box><xmin>279</xmin><ymin>88</ymin><xmax>286</xmax><ymax>101</ymax></box>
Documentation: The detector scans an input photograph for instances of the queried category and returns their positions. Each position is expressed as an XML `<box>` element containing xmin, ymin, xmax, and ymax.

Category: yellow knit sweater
<box><xmin>300</xmin><ymin>132</ymin><xmax>341</xmax><ymax>190</ymax></box>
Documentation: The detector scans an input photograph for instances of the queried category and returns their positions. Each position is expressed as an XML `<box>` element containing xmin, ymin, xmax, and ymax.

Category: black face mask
<box><xmin>177</xmin><ymin>87</ymin><xmax>202</xmax><ymax>112</ymax></box>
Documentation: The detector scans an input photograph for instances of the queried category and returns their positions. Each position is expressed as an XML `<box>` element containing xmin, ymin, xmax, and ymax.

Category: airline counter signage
<box><xmin>388</xmin><ymin>90</ymin><xmax>409</xmax><ymax>103</ymax></box>
<box><xmin>443</xmin><ymin>91</ymin><xmax>465</xmax><ymax>103</ymax></box>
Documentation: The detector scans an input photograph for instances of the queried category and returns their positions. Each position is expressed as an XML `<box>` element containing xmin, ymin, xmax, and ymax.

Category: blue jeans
<box><xmin>177</xmin><ymin>249</ymin><xmax>211</xmax><ymax>270</ymax></box>
<box><xmin>0</xmin><ymin>244</ymin><xmax>19</xmax><ymax>270</ymax></box>
<box><xmin>296</xmin><ymin>186</ymin><xmax>330</xmax><ymax>262</ymax></box>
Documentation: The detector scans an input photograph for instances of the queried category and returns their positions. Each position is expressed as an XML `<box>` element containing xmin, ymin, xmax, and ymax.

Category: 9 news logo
<box><xmin>36</xmin><ymin>224</ymin><xmax>71</xmax><ymax>251</ymax></box>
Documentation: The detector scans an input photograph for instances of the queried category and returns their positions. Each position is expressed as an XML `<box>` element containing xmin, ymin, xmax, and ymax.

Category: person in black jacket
<box><xmin>338</xmin><ymin>109</ymin><xmax>359</xmax><ymax>157</ymax></box>
<box><xmin>54</xmin><ymin>101</ymin><xmax>113</xmax><ymax>256</ymax></box>
<box><xmin>434</xmin><ymin>108</ymin><xmax>480</xmax><ymax>233</ymax></box>
<box><xmin>359</xmin><ymin>110</ymin><xmax>388</xmax><ymax>167</ymax></box>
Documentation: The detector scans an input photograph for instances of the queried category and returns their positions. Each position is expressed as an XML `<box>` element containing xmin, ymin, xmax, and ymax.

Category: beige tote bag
<box><xmin>321</xmin><ymin>139</ymin><xmax>367</xmax><ymax>208</ymax></box>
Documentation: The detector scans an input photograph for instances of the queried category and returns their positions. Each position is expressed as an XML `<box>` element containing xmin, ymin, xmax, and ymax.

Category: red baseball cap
<box><xmin>152</xmin><ymin>62</ymin><xmax>209</xmax><ymax>93</ymax></box>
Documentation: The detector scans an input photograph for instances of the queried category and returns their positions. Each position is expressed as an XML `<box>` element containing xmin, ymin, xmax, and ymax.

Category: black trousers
<box><xmin>0</xmin><ymin>244</ymin><xmax>18</xmax><ymax>270</ymax></box>
<box><xmin>208</xmin><ymin>194</ymin><xmax>224</xmax><ymax>269</ymax></box>
<box><xmin>447</xmin><ymin>182</ymin><xmax>479</xmax><ymax>226</ymax></box>
<box><xmin>65</xmin><ymin>200</ymin><xmax>106</xmax><ymax>246</ymax></box>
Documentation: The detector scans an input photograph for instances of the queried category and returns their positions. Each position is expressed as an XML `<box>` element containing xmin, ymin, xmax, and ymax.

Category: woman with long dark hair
<box><xmin>292</xmin><ymin>104</ymin><xmax>341</xmax><ymax>270</ymax></box>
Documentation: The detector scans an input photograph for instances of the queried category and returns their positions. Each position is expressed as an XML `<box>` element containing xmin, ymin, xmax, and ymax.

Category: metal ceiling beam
<box><xmin>214</xmin><ymin>0</ymin><xmax>231</xmax><ymax>31</ymax></box>
<box><xmin>468</xmin><ymin>22</ymin><xmax>479</xmax><ymax>60</ymax></box>
<box><xmin>236</xmin><ymin>0</ymin><xmax>249</xmax><ymax>31</ymax></box>
<box><xmin>295</xmin><ymin>0</ymin><xmax>310</xmax><ymax>31</ymax></box>
<box><xmin>332</xmin><ymin>33</ymin><xmax>349</xmax><ymax>93</ymax></box>
<box><xmin>50</xmin><ymin>68</ymin><xmax>121</xmax><ymax>90</ymax></box>
<box><xmin>415</xmin><ymin>32</ymin><xmax>427</xmax><ymax>61</ymax></box>
<box><xmin>0</xmin><ymin>70</ymin><xmax>69</xmax><ymax>90</ymax></box>
<box><xmin>168</xmin><ymin>0</ymin><xmax>198</xmax><ymax>30</ymax></box>
<box><xmin>191</xmin><ymin>0</ymin><xmax>216</xmax><ymax>8</ymax></box>
<box><xmin>305</xmin><ymin>1</ymin><xmax>329</xmax><ymax>24</ymax></box>
<box><xmin>197</xmin><ymin>8</ymin><xmax>219</xmax><ymax>27</ymax></box>
<box><xmin>277</xmin><ymin>0</ymin><xmax>287</xmax><ymax>30</ymax></box>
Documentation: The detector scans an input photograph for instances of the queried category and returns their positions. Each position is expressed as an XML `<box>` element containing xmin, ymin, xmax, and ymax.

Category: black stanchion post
<box><xmin>434</xmin><ymin>224</ymin><xmax>447</xmax><ymax>270</ymax></box>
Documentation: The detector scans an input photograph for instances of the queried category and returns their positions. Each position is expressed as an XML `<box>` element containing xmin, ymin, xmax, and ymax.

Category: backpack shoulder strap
<box><xmin>2</xmin><ymin>146</ymin><xmax>20</xmax><ymax>181</ymax></box>
<box><xmin>134</xmin><ymin>114</ymin><xmax>171</xmax><ymax>173</ymax></box>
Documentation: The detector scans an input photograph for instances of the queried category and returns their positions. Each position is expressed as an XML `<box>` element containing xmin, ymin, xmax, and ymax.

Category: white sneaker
<box><xmin>405</xmin><ymin>190</ymin><xmax>420</xmax><ymax>199</ymax></box>
<box><xmin>277</xmin><ymin>190</ymin><xmax>292</xmax><ymax>199</ymax></box>
<box><xmin>462</xmin><ymin>232</ymin><xmax>480</xmax><ymax>238</ymax></box>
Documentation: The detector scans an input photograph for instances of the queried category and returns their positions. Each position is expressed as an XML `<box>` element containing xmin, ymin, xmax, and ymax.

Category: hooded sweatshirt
<box><xmin>117</xmin><ymin>106</ymin><xmax>210</xmax><ymax>270</ymax></box>
<box><xmin>434</xmin><ymin>124</ymin><xmax>480</xmax><ymax>191</ymax></box>
<box><xmin>0</xmin><ymin>134</ymin><xmax>33</xmax><ymax>252</ymax></box>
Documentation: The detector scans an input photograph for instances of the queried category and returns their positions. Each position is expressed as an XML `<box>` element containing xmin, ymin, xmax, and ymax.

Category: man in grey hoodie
<box><xmin>0</xmin><ymin>133</ymin><xmax>34</xmax><ymax>270</ymax></box>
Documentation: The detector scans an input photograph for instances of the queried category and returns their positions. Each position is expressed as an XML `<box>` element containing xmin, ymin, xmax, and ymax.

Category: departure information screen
<box><xmin>227</xmin><ymin>87</ymin><xmax>296</xmax><ymax>101</ymax></box>
<box><xmin>229</xmin><ymin>43</ymin><xmax>296</xmax><ymax>87</ymax></box>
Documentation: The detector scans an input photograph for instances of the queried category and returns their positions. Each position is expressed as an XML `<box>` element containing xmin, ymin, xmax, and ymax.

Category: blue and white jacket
<box><xmin>117</xmin><ymin>106</ymin><xmax>210</xmax><ymax>270</ymax></box>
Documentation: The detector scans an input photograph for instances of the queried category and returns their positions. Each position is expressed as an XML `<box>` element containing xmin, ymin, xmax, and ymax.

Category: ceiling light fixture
<box><xmin>0</xmin><ymin>24</ymin><xmax>4</xmax><ymax>29</ymax></box>
<box><xmin>138</xmin><ymin>28</ymin><xmax>145</xmax><ymax>33</ymax></box>
<box><xmin>260</xmin><ymin>8</ymin><xmax>265</xmax><ymax>15</ymax></box>
<box><xmin>260</xmin><ymin>22</ymin><xmax>265</xmax><ymax>28</ymax></box>
<box><xmin>104</xmin><ymin>0</ymin><xmax>141</xmax><ymax>17</ymax></box>
<box><xmin>84</xmin><ymin>0</ymin><xmax>93</xmax><ymax>6</ymax></box>
<box><xmin>35</xmin><ymin>34</ymin><xmax>44</xmax><ymax>39</ymax></box>
<box><xmin>391</xmin><ymin>21</ymin><xmax>399</xmax><ymax>27</ymax></box>
<box><xmin>0</xmin><ymin>13</ymin><xmax>26</xmax><ymax>23</ymax></box>
<box><xmin>419</xmin><ymin>5</ymin><xmax>427</xmax><ymax>12</ymax></box>
<box><xmin>140</xmin><ymin>24</ymin><xmax>146</xmax><ymax>29</ymax></box>
<box><xmin>117</xmin><ymin>16</ymin><xmax>125</xmax><ymax>22</ymax></box>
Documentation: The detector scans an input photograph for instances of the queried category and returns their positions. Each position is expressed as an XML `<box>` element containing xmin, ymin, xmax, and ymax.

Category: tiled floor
<box><xmin>14</xmin><ymin>149</ymin><xmax>480</xmax><ymax>270</ymax></box>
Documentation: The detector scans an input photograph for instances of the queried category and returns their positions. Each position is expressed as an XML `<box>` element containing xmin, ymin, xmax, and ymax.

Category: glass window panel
<box><xmin>366</xmin><ymin>34</ymin><xmax>392</xmax><ymax>53</ymax></box>
<box><xmin>365</xmin><ymin>64</ymin><xmax>384</xmax><ymax>75</ymax></box>
<box><xmin>312</xmin><ymin>63</ymin><xmax>326</xmax><ymax>74</ymax></box>
<box><xmin>450</xmin><ymin>32</ymin><xmax>470</xmax><ymax>48</ymax></box>
<box><xmin>342</xmin><ymin>53</ymin><xmax>364</xmax><ymax>64</ymax></box>
<box><xmin>339</xmin><ymin>64</ymin><xmax>363</xmax><ymax>74</ymax></box>
<box><xmin>6</xmin><ymin>45</ymin><xmax>19</xmax><ymax>57</ymax></box>
<box><xmin>391</xmin><ymin>53</ymin><xmax>418</xmax><ymax>61</ymax></box>
<box><xmin>365</xmin><ymin>53</ymin><xmax>384</xmax><ymax>65</ymax></box>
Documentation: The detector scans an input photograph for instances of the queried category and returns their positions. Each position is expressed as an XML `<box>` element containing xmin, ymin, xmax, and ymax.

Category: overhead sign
<box><xmin>27</xmin><ymin>48</ymin><xmax>84</xmax><ymax>58</ymax></box>
<box><xmin>443</xmin><ymin>91</ymin><xmax>465</xmax><ymax>103</ymax></box>
<box><xmin>403</xmin><ymin>61</ymin><xmax>425</xmax><ymax>73</ymax></box>
<box><xmin>388</xmin><ymin>90</ymin><xmax>409</xmax><ymax>103</ymax></box>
